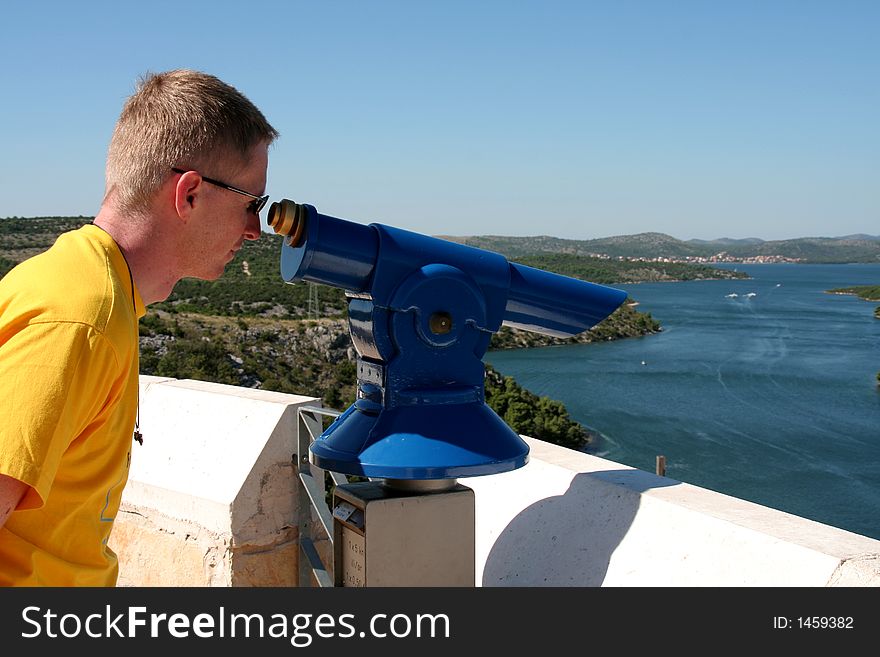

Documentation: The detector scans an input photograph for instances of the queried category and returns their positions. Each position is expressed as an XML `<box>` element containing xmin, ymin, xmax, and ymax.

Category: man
<box><xmin>0</xmin><ymin>69</ymin><xmax>278</xmax><ymax>585</ymax></box>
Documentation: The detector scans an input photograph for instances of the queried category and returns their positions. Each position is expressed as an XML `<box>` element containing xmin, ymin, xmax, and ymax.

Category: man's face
<box><xmin>188</xmin><ymin>142</ymin><xmax>268</xmax><ymax>280</ymax></box>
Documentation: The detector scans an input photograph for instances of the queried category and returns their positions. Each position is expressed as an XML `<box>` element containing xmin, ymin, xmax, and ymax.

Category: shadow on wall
<box><xmin>482</xmin><ymin>468</ymin><xmax>678</xmax><ymax>586</ymax></box>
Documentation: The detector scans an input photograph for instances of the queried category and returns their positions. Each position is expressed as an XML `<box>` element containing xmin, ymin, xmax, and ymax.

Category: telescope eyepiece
<box><xmin>268</xmin><ymin>198</ymin><xmax>308</xmax><ymax>247</ymax></box>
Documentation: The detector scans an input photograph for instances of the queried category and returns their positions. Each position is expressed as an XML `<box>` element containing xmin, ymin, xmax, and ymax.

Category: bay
<box><xmin>486</xmin><ymin>263</ymin><xmax>880</xmax><ymax>541</ymax></box>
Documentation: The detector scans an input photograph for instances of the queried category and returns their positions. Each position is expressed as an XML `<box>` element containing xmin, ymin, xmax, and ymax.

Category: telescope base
<box><xmin>309</xmin><ymin>399</ymin><xmax>529</xmax><ymax>479</ymax></box>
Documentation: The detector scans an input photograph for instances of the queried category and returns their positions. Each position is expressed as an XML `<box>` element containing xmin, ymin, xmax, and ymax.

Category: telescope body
<box><xmin>271</xmin><ymin>201</ymin><xmax>627</xmax><ymax>479</ymax></box>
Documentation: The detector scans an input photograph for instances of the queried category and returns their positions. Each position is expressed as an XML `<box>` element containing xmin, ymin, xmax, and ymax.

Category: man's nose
<box><xmin>244</xmin><ymin>213</ymin><xmax>262</xmax><ymax>240</ymax></box>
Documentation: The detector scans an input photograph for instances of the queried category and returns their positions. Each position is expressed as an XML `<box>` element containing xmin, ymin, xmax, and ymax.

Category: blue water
<box><xmin>486</xmin><ymin>264</ymin><xmax>880</xmax><ymax>540</ymax></box>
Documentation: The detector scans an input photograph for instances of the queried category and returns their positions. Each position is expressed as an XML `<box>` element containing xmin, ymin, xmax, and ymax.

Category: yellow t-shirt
<box><xmin>0</xmin><ymin>224</ymin><xmax>145</xmax><ymax>586</ymax></box>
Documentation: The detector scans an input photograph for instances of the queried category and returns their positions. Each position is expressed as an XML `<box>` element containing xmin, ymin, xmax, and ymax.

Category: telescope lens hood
<box><xmin>268</xmin><ymin>198</ymin><xmax>308</xmax><ymax>246</ymax></box>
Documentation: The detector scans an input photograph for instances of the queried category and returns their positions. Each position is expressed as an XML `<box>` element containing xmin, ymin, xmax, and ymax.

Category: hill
<box><xmin>439</xmin><ymin>232</ymin><xmax>880</xmax><ymax>263</ymax></box>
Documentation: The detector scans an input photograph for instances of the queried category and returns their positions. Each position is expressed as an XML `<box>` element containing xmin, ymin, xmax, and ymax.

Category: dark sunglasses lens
<box><xmin>248</xmin><ymin>198</ymin><xmax>266</xmax><ymax>215</ymax></box>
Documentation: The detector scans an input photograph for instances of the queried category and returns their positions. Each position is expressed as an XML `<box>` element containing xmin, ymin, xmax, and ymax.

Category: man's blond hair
<box><xmin>105</xmin><ymin>69</ymin><xmax>279</xmax><ymax>213</ymax></box>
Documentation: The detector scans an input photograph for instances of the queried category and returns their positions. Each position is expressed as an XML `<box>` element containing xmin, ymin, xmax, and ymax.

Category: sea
<box><xmin>485</xmin><ymin>263</ymin><xmax>880</xmax><ymax>541</ymax></box>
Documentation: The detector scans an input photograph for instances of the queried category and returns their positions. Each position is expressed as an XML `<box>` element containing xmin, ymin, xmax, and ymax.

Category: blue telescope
<box><xmin>269</xmin><ymin>200</ymin><xmax>627</xmax><ymax>480</ymax></box>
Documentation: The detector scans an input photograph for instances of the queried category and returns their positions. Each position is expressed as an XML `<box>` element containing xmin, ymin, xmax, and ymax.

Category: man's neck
<box><xmin>93</xmin><ymin>209</ymin><xmax>180</xmax><ymax>305</ymax></box>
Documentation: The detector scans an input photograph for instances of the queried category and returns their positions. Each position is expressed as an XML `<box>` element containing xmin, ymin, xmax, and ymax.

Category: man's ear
<box><xmin>173</xmin><ymin>171</ymin><xmax>202</xmax><ymax>221</ymax></box>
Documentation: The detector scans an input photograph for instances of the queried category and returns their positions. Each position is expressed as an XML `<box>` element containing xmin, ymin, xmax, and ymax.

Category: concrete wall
<box><xmin>111</xmin><ymin>376</ymin><xmax>880</xmax><ymax>587</ymax></box>
<box><xmin>110</xmin><ymin>376</ymin><xmax>323</xmax><ymax>587</ymax></box>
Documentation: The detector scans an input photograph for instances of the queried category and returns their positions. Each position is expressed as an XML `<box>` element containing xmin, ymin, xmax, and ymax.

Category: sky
<box><xmin>0</xmin><ymin>1</ymin><xmax>877</xmax><ymax>241</ymax></box>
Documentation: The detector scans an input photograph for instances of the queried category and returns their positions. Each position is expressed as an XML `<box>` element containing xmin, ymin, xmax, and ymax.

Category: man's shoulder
<box><xmin>8</xmin><ymin>225</ymin><xmax>107</xmax><ymax>269</ymax></box>
<box><xmin>1</xmin><ymin>226</ymin><xmax>118</xmax><ymax>328</ymax></box>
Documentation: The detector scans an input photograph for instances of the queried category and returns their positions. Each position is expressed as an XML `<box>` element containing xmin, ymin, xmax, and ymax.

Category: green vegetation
<box><xmin>489</xmin><ymin>301</ymin><xmax>659</xmax><ymax>350</ymax></box>
<box><xmin>138</xmin><ymin>314</ymin><xmax>359</xmax><ymax>410</ymax></box>
<box><xmin>0</xmin><ymin>256</ymin><xmax>15</xmax><ymax>278</ymax></box>
<box><xmin>827</xmin><ymin>284</ymin><xmax>880</xmax><ymax>322</ymax></box>
<box><xmin>152</xmin><ymin>236</ymin><xmax>349</xmax><ymax>319</ymax></box>
<box><xmin>826</xmin><ymin>285</ymin><xmax>880</xmax><ymax>302</ymax></box>
<box><xmin>484</xmin><ymin>363</ymin><xmax>589</xmax><ymax>449</ymax></box>
<box><xmin>513</xmin><ymin>252</ymin><xmax>744</xmax><ymax>284</ymax></box>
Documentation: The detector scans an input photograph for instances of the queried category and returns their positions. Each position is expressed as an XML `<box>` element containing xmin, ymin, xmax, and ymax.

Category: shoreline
<box><xmin>581</xmin><ymin>425</ymin><xmax>602</xmax><ymax>449</ymax></box>
<box><xmin>825</xmin><ymin>290</ymin><xmax>880</xmax><ymax>302</ymax></box>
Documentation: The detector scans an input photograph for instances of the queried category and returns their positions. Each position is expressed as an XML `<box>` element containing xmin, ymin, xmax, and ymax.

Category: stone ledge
<box><xmin>469</xmin><ymin>437</ymin><xmax>880</xmax><ymax>586</ymax></box>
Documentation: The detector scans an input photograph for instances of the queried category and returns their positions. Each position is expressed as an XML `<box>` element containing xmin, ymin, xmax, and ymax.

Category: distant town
<box><xmin>587</xmin><ymin>252</ymin><xmax>802</xmax><ymax>265</ymax></box>
<box><xmin>439</xmin><ymin>232</ymin><xmax>878</xmax><ymax>264</ymax></box>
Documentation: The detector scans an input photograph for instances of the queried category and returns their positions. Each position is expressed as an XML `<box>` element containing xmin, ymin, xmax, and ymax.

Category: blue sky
<box><xmin>0</xmin><ymin>1</ymin><xmax>877</xmax><ymax>241</ymax></box>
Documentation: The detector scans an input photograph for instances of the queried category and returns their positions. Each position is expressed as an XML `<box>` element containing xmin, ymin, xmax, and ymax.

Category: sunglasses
<box><xmin>171</xmin><ymin>168</ymin><xmax>269</xmax><ymax>215</ymax></box>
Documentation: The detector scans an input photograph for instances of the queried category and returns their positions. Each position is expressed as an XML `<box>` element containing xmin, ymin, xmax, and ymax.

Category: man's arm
<box><xmin>0</xmin><ymin>474</ymin><xmax>27</xmax><ymax>528</ymax></box>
